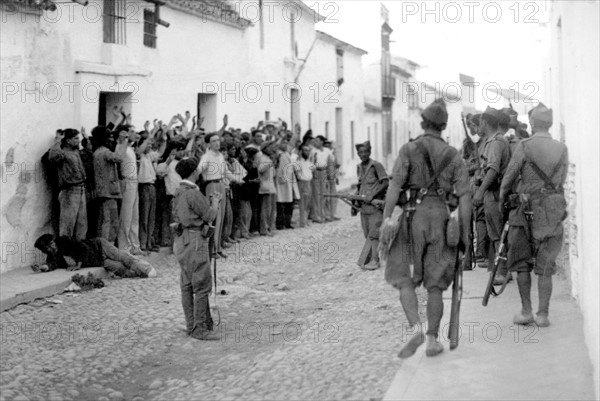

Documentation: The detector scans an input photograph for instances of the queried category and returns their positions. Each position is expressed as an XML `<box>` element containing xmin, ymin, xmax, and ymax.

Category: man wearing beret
<box><xmin>173</xmin><ymin>157</ymin><xmax>222</xmax><ymax>340</ymax></box>
<box><xmin>500</xmin><ymin>103</ymin><xmax>568</xmax><ymax>327</ymax></box>
<box><xmin>381</xmin><ymin>99</ymin><xmax>471</xmax><ymax>358</ymax></box>
<box><xmin>354</xmin><ymin>141</ymin><xmax>388</xmax><ymax>270</ymax></box>
<box><xmin>473</xmin><ymin>107</ymin><xmax>512</xmax><ymax>285</ymax></box>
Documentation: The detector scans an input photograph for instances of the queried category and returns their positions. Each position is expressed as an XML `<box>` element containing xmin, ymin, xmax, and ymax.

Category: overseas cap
<box><xmin>421</xmin><ymin>98</ymin><xmax>448</xmax><ymax>125</ymax></box>
<box><xmin>528</xmin><ymin>102</ymin><xmax>553</xmax><ymax>125</ymax></box>
<box><xmin>482</xmin><ymin>106</ymin><xmax>503</xmax><ymax>124</ymax></box>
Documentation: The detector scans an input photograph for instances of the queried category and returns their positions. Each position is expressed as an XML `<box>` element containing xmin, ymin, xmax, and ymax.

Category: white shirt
<box><xmin>198</xmin><ymin>149</ymin><xmax>227</xmax><ymax>181</ymax></box>
<box><xmin>311</xmin><ymin>147</ymin><xmax>333</xmax><ymax>169</ymax></box>
<box><xmin>138</xmin><ymin>151</ymin><xmax>159</xmax><ymax>184</ymax></box>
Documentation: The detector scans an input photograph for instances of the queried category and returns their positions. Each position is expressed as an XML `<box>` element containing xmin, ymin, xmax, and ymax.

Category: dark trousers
<box><xmin>139</xmin><ymin>183</ymin><xmax>156</xmax><ymax>251</ymax></box>
<box><xmin>276</xmin><ymin>202</ymin><xmax>293</xmax><ymax>229</ymax></box>
<box><xmin>249</xmin><ymin>188</ymin><xmax>260</xmax><ymax>234</ymax></box>
<box><xmin>154</xmin><ymin>178</ymin><xmax>173</xmax><ymax>247</ymax></box>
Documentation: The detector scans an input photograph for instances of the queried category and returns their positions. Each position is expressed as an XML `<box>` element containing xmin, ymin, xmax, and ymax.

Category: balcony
<box><xmin>382</xmin><ymin>75</ymin><xmax>396</xmax><ymax>99</ymax></box>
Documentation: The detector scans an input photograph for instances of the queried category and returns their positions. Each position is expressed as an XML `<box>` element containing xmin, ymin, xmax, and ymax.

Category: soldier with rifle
<box><xmin>324</xmin><ymin>140</ymin><xmax>388</xmax><ymax>270</ymax></box>
<box><xmin>352</xmin><ymin>141</ymin><xmax>388</xmax><ymax>270</ymax></box>
<box><xmin>460</xmin><ymin>112</ymin><xmax>478</xmax><ymax>271</ymax></box>
<box><xmin>499</xmin><ymin>103</ymin><xmax>568</xmax><ymax>327</ymax></box>
<box><xmin>379</xmin><ymin>99</ymin><xmax>471</xmax><ymax>358</ymax></box>
<box><xmin>467</xmin><ymin>114</ymin><xmax>492</xmax><ymax>268</ymax></box>
<box><xmin>473</xmin><ymin>107</ymin><xmax>512</xmax><ymax>285</ymax></box>
<box><xmin>172</xmin><ymin>158</ymin><xmax>222</xmax><ymax>341</ymax></box>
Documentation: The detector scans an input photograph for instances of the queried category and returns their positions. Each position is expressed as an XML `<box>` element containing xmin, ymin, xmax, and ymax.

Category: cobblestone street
<box><xmin>0</xmin><ymin>203</ymin><xmax>425</xmax><ymax>401</ymax></box>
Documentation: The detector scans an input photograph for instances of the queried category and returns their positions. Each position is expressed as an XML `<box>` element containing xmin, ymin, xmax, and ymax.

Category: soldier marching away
<box><xmin>500</xmin><ymin>103</ymin><xmax>568</xmax><ymax>327</ymax></box>
<box><xmin>380</xmin><ymin>99</ymin><xmax>472</xmax><ymax>358</ymax></box>
<box><xmin>354</xmin><ymin>141</ymin><xmax>389</xmax><ymax>270</ymax></box>
<box><xmin>473</xmin><ymin>107</ymin><xmax>512</xmax><ymax>285</ymax></box>
<box><xmin>172</xmin><ymin>158</ymin><xmax>222</xmax><ymax>341</ymax></box>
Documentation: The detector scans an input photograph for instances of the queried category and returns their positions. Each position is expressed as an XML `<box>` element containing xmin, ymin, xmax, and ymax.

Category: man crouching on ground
<box><xmin>33</xmin><ymin>234</ymin><xmax>157</xmax><ymax>278</ymax></box>
<box><xmin>172</xmin><ymin>158</ymin><xmax>222</xmax><ymax>341</ymax></box>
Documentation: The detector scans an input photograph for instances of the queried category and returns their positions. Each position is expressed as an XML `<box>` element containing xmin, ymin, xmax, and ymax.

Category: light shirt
<box><xmin>157</xmin><ymin>159</ymin><xmax>181</xmax><ymax>196</ymax></box>
<box><xmin>296</xmin><ymin>157</ymin><xmax>315</xmax><ymax>181</ymax></box>
<box><xmin>117</xmin><ymin>144</ymin><xmax>138</xmax><ymax>182</ymax></box>
<box><xmin>311</xmin><ymin>147</ymin><xmax>333</xmax><ymax>169</ymax></box>
<box><xmin>138</xmin><ymin>151</ymin><xmax>159</xmax><ymax>184</ymax></box>
<box><xmin>198</xmin><ymin>149</ymin><xmax>226</xmax><ymax>181</ymax></box>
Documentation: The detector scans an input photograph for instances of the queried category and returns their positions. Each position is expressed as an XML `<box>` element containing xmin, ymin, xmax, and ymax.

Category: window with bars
<box><xmin>103</xmin><ymin>0</ymin><xmax>127</xmax><ymax>45</ymax></box>
<box><xmin>144</xmin><ymin>8</ymin><xmax>157</xmax><ymax>48</ymax></box>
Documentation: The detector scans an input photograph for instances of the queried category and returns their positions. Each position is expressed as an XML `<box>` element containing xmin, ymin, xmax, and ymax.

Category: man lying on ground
<box><xmin>33</xmin><ymin>234</ymin><xmax>157</xmax><ymax>278</ymax></box>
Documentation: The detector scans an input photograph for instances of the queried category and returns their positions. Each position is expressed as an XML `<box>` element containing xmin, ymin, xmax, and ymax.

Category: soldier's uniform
<box><xmin>355</xmin><ymin>141</ymin><xmax>388</xmax><ymax>270</ymax></box>
<box><xmin>500</xmin><ymin>103</ymin><xmax>567</xmax><ymax>327</ymax></box>
<box><xmin>478</xmin><ymin>107</ymin><xmax>511</xmax><ymax>280</ymax></box>
<box><xmin>383</xmin><ymin>99</ymin><xmax>470</xmax><ymax>358</ymax></box>
<box><xmin>172</xmin><ymin>158</ymin><xmax>219</xmax><ymax>340</ymax></box>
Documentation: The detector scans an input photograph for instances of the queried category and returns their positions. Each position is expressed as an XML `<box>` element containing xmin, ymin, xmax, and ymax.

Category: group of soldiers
<box><xmin>349</xmin><ymin>98</ymin><xmax>567</xmax><ymax>357</ymax></box>
<box><xmin>172</xmin><ymin>98</ymin><xmax>568</xmax><ymax>355</ymax></box>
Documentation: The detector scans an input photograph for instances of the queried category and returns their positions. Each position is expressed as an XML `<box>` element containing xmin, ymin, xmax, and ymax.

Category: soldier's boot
<box><xmin>425</xmin><ymin>335</ymin><xmax>444</xmax><ymax>357</ymax></box>
<box><xmin>191</xmin><ymin>295</ymin><xmax>220</xmax><ymax>341</ymax></box>
<box><xmin>397</xmin><ymin>286</ymin><xmax>424</xmax><ymax>359</ymax></box>
<box><xmin>398</xmin><ymin>324</ymin><xmax>424</xmax><ymax>359</ymax></box>
<box><xmin>181</xmin><ymin>286</ymin><xmax>195</xmax><ymax>336</ymax></box>
<box><xmin>535</xmin><ymin>275</ymin><xmax>553</xmax><ymax>327</ymax></box>
<box><xmin>514</xmin><ymin>272</ymin><xmax>534</xmax><ymax>325</ymax></box>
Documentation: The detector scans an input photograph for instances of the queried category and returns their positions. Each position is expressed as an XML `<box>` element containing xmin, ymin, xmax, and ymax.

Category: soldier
<box><xmin>173</xmin><ymin>158</ymin><xmax>222</xmax><ymax>341</ymax></box>
<box><xmin>500</xmin><ymin>103</ymin><xmax>567</xmax><ymax>327</ymax></box>
<box><xmin>473</xmin><ymin>107</ymin><xmax>512</xmax><ymax>285</ymax></box>
<box><xmin>381</xmin><ymin>99</ymin><xmax>471</xmax><ymax>358</ymax></box>
<box><xmin>354</xmin><ymin>141</ymin><xmax>388</xmax><ymax>270</ymax></box>
<box><xmin>502</xmin><ymin>108</ymin><xmax>530</xmax><ymax>154</ymax></box>
<box><xmin>467</xmin><ymin>115</ymin><xmax>491</xmax><ymax>268</ymax></box>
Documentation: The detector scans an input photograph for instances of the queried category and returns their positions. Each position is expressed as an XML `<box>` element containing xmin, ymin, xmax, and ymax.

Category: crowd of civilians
<box><xmin>43</xmin><ymin>106</ymin><xmax>342</xmax><ymax>259</ymax></box>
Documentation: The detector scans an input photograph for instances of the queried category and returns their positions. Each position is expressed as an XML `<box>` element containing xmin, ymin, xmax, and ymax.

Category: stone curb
<box><xmin>0</xmin><ymin>267</ymin><xmax>108</xmax><ymax>312</ymax></box>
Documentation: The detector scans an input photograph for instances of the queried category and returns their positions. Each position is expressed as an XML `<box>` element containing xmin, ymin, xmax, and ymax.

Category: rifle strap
<box><xmin>414</xmin><ymin>140</ymin><xmax>455</xmax><ymax>195</ymax></box>
<box><xmin>523</xmin><ymin>144</ymin><xmax>564</xmax><ymax>192</ymax></box>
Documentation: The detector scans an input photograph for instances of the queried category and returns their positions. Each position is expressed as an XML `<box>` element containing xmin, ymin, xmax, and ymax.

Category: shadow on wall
<box><xmin>1</xmin><ymin>147</ymin><xmax>54</xmax><ymax>269</ymax></box>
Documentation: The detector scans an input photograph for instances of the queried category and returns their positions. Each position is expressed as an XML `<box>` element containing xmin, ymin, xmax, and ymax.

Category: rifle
<box><xmin>482</xmin><ymin>221</ymin><xmax>511</xmax><ymax>306</ymax></box>
<box><xmin>448</xmin><ymin>246</ymin><xmax>462</xmax><ymax>350</ymax></box>
<box><xmin>461</xmin><ymin>112</ymin><xmax>477</xmax><ymax>159</ymax></box>
<box><xmin>323</xmin><ymin>193</ymin><xmax>385</xmax><ymax>211</ymax></box>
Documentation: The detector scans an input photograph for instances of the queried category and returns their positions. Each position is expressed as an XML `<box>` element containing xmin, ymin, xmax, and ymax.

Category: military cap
<box><xmin>421</xmin><ymin>98</ymin><xmax>448</xmax><ymax>125</ymax></box>
<box><xmin>497</xmin><ymin>109</ymin><xmax>511</xmax><ymax>127</ymax></box>
<box><xmin>355</xmin><ymin>141</ymin><xmax>372</xmax><ymax>152</ymax></box>
<box><xmin>175</xmin><ymin>157</ymin><xmax>199</xmax><ymax>179</ymax></box>
<box><xmin>528</xmin><ymin>102</ymin><xmax>553</xmax><ymax>125</ymax></box>
<box><xmin>501</xmin><ymin>108</ymin><xmax>519</xmax><ymax>129</ymax></box>
<box><xmin>482</xmin><ymin>106</ymin><xmax>503</xmax><ymax>124</ymax></box>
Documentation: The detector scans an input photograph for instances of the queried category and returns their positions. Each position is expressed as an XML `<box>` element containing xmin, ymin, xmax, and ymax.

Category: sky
<box><xmin>313</xmin><ymin>0</ymin><xmax>551</xmax><ymax>108</ymax></box>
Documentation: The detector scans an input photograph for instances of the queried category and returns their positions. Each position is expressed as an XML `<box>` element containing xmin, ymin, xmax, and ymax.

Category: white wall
<box><xmin>0</xmin><ymin>0</ymin><xmax>369</xmax><ymax>272</ymax></box>
<box><xmin>546</xmin><ymin>1</ymin><xmax>600</xmax><ymax>397</ymax></box>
